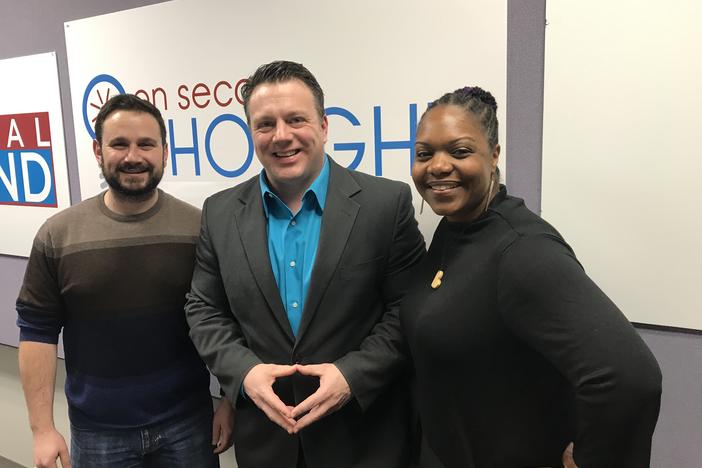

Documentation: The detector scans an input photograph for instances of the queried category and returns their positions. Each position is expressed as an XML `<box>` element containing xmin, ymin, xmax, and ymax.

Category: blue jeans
<box><xmin>70</xmin><ymin>408</ymin><xmax>219</xmax><ymax>468</ymax></box>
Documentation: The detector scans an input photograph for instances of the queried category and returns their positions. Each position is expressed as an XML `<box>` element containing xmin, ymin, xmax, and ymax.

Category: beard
<box><xmin>101</xmin><ymin>160</ymin><xmax>163</xmax><ymax>202</ymax></box>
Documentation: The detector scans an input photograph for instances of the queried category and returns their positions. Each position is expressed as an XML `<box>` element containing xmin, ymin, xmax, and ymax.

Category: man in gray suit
<box><xmin>185</xmin><ymin>60</ymin><xmax>425</xmax><ymax>468</ymax></box>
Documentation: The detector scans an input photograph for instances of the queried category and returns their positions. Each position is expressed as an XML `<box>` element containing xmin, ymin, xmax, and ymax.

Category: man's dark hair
<box><xmin>240</xmin><ymin>60</ymin><xmax>325</xmax><ymax>121</ymax></box>
<box><xmin>94</xmin><ymin>94</ymin><xmax>167</xmax><ymax>145</ymax></box>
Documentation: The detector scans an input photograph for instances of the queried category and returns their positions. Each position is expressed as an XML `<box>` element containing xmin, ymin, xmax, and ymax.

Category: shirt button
<box><xmin>291</xmin><ymin>220</ymin><xmax>297</xmax><ymax>226</ymax></box>
<box><xmin>292</xmin><ymin>302</ymin><xmax>299</xmax><ymax>308</ymax></box>
<box><xmin>289</xmin><ymin>260</ymin><xmax>296</xmax><ymax>267</ymax></box>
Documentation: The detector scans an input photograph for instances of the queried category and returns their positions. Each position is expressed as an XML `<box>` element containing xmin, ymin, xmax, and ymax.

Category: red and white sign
<box><xmin>0</xmin><ymin>52</ymin><xmax>70</xmax><ymax>257</ymax></box>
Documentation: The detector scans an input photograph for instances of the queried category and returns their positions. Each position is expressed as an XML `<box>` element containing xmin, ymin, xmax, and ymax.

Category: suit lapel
<box><xmin>296</xmin><ymin>161</ymin><xmax>360</xmax><ymax>344</ymax></box>
<box><xmin>235</xmin><ymin>180</ymin><xmax>295</xmax><ymax>343</ymax></box>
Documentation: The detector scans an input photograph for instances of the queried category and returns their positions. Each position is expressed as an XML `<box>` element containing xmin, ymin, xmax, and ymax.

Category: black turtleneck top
<box><xmin>401</xmin><ymin>186</ymin><xmax>661</xmax><ymax>468</ymax></box>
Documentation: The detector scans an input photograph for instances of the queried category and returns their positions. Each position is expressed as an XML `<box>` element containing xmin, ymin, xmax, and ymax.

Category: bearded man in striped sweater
<box><xmin>17</xmin><ymin>94</ymin><xmax>233</xmax><ymax>468</ymax></box>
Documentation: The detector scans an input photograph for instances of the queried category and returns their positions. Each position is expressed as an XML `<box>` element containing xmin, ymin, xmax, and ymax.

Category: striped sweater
<box><xmin>17</xmin><ymin>190</ymin><xmax>211</xmax><ymax>429</ymax></box>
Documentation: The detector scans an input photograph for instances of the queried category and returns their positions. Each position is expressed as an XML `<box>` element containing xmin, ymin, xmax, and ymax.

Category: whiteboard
<box><xmin>542</xmin><ymin>1</ymin><xmax>702</xmax><ymax>330</ymax></box>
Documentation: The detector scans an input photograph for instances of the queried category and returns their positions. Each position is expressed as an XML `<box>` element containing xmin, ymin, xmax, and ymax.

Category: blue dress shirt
<box><xmin>259</xmin><ymin>157</ymin><xmax>329</xmax><ymax>337</ymax></box>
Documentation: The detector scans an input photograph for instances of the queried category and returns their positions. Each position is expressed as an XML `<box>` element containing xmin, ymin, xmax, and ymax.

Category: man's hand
<box><xmin>290</xmin><ymin>363</ymin><xmax>351</xmax><ymax>433</ymax></box>
<box><xmin>562</xmin><ymin>442</ymin><xmax>578</xmax><ymax>468</ymax></box>
<box><xmin>33</xmin><ymin>428</ymin><xmax>70</xmax><ymax>468</ymax></box>
<box><xmin>211</xmin><ymin>397</ymin><xmax>234</xmax><ymax>454</ymax></box>
<box><xmin>243</xmin><ymin>364</ymin><xmax>298</xmax><ymax>433</ymax></box>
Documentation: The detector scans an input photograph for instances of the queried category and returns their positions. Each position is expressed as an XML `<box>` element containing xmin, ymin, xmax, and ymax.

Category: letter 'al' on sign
<box><xmin>0</xmin><ymin>112</ymin><xmax>58</xmax><ymax>207</ymax></box>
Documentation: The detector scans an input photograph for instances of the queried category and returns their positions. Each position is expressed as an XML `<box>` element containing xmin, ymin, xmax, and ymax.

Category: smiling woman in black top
<box><xmin>401</xmin><ymin>86</ymin><xmax>662</xmax><ymax>468</ymax></box>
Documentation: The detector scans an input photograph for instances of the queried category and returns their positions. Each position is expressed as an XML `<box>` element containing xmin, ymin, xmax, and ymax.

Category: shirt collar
<box><xmin>259</xmin><ymin>155</ymin><xmax>330</xmax><ymax>218</ymax></box>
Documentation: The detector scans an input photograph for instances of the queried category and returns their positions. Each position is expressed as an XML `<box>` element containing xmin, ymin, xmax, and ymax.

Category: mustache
<box><xmin>118</xmin><ymin>162</ymin><xmax>152</xmax><ymax>172</ymax></box>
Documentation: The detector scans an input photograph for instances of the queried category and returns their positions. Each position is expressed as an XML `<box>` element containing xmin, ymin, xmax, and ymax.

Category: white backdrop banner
<box><xmin>65</xmin><ymin>0</ymin><xmax>507</xmax><ymax>240</ymax></box>
<box><xmin>0</xmin><ymin>52</ymin><xmax>71</xmax><ymax>257</ymax></box>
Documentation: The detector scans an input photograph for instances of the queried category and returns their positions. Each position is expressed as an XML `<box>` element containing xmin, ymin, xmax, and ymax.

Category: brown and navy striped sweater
<box><xmin>17</xmin><ymin>190</ymin><xmax>211</xmax><ymax>429</ymax></box>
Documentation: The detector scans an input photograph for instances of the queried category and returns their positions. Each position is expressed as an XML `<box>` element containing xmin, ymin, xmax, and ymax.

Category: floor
<box><xmin>0</xmin><ymin>344</ymin><xmax>237</xmax><ymax>467</ymax></box>
<box><xmin>0</xmin><ymin>456</ymin><xmax>23</xmax><ymax>468</ymax></box>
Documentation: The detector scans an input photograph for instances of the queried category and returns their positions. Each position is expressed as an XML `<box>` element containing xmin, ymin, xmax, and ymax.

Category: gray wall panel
<box><xmin>639</xmin><ymin>328</ymin><xmax>702</xmax><ymax>467</ymax></box>
<box><xmin>0</xmin><ymin>256</ymin><xmax>27</xmax><ymax>346</ymax></box>
<box><xmin>506</xmin><ymin>0</ymin><xmax>545</xmax><ymax>212</ymax></box>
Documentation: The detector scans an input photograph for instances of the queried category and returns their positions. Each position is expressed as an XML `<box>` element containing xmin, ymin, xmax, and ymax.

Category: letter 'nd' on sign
<box><xmin>0</xmin><ymin>112</ymin><xmax>58</xmax><ymax>206</ymax></box>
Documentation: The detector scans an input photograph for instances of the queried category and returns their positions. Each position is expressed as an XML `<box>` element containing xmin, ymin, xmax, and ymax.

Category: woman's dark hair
<box><xmin>423</xmin><ymin>86</ymin><xmax>499</xmax><ymax>149</ymax></box>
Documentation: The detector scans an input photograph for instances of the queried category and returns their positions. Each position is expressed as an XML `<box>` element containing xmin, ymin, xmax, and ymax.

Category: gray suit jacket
<box><xmin>186</xmin><ymin>159</ymin><xmax>425</xmax><ymax>468</ymax></box>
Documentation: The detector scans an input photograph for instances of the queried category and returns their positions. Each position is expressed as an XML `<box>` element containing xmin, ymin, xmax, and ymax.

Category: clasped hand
<box><xmin>242</xmin><ymin>363</ymin><xmax>351</xmax><ymax>434</ymax></box>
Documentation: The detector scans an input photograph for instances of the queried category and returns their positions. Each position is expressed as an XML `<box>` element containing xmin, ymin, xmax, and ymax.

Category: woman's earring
<box><xmin>484</xmin><ymin>174</ymin><xmax>495</xmax><ymax>213</ymax></box>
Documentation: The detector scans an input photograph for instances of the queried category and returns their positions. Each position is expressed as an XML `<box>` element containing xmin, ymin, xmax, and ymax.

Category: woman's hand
<box><xmin>562</xmin><ymin>442</ymin><xmax>578</xmax><ymax>468</ymax></box>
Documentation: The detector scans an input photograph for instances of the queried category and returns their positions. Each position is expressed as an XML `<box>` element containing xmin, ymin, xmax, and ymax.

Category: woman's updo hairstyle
<box><xmin>423</xmin><ymin>86</ymin><xmax>499</xmax><ymax>149</ymax></box>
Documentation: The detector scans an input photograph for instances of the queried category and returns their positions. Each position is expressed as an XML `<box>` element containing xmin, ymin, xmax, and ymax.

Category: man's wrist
<box><xmin>31</xmin><ymin>424</ymin><xmax>57</xmax><ymax>435</ymax></box>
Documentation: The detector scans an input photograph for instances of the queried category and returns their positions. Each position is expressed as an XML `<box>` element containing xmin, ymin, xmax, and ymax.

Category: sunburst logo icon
<box><xmin>81</xmin><ymin>74</ymin><xmax>126</xmax><ymax>190</ymax></box>
<box><xmin>81</xmin><ymin>74</ymin><xmax>125</xmax><ymax>140</ymax></box>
